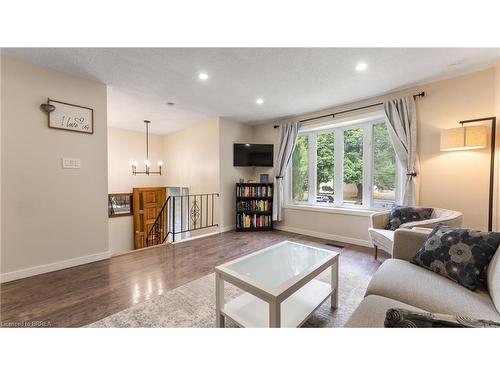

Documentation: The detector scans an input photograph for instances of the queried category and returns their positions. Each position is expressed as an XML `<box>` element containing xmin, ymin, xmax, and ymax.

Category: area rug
<box><xmin>87</xmin><ymin>268</ymin><xmax>370</xmax><ymax>328</ymax></box>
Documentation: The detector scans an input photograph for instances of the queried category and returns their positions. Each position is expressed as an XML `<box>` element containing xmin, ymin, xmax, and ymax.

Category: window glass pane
<box><xmin>373</xmin><ymin>122</ymin><xmax>396</xmax><ymax>207</ymax></box>
<box><xmin>292</xmin><ymin>135</ymin><xmax>309</xmax><ymax>201</ymax></box>
<box><xmin>343</xmin><ymin>128</ymin><xmax>363</xmax><ymax>205</ymax></box>
<box><xmin>316</xmin><ymin>132</ymin><xmax>334</xmax><ymax>203</ymax></box>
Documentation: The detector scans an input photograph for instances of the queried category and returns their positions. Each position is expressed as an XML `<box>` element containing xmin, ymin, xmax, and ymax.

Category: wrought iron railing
<box><xmin>146</xmin><ymin>193</ymin><xmax>219</xmax><ymax>246</ymax></box>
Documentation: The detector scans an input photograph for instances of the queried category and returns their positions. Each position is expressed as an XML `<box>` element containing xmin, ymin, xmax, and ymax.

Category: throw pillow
<box><xmin>385</xmin><ymin>206</ymin><xmax>434</xmax><ymax>230</ymax></box>
<box><xmin>411</xmin><ymin>225</ymin><xmax>500</xmax><ymax>290</ymax></box>
<box><xmin>384</xmin><ymin>308</ymin><xmax>500</xmax><ymax>328</ymax></box>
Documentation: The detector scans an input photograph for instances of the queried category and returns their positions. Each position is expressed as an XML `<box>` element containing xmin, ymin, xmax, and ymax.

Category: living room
<box><xmin>1</xmin><ymin>1</ymin><xmax>499</xmax><ymax>374</ymax></box>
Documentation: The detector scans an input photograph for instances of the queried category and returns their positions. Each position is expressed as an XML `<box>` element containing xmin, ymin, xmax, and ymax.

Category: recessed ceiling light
<box><xmin>355</xmin><ymin>62</ymin><xmax>368</xmax><ymax>71</ymax></box>
<box><xmin>256</xmin><ymin>98</ymin><xmax>264</xmax><ymax>105</ymax></box>
<box><xmin>198</xmin><ymin>72</ymin><xmax>209</xmax><ymax>80</ymax></box>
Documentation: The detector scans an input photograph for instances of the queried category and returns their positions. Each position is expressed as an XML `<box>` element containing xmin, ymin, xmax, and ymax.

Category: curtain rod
<box><xmin>274</xmin><ymin>91</ymin><xmax>425</xmax><ymax>128</ymax></box>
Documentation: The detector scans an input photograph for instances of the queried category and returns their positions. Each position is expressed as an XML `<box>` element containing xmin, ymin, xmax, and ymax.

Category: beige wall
<box><xmin>1</xmin><ymin>56</ymin><xmax>109</xmax><ymax>281</ymax></box>
<box><xmin>163</xmin><ymin>117</ymin><xmax>221</xmax><ymax>236</ymax></box>
<box><xmin>107</xmin><ymin>126</ymin><xmax>166</xmax><ymax>253</ymax></box>
<box><xmin>163</xmin><ymin>117</ymin><xmax>220</xmax><ymax>194</ymax></box>
<box><xmin>254</xmin><ymin>67</ymin><xmax>498</xmax><ymax>245</ymax></box>
<box><xmin>496</xmin><ymin>59</ymin><xmax>500</xmax><ymax>230</ymax></box>
<box><xmin>219</xmin><ymin>118</ymin><xmax>254</xmax><ymax>229</ymax></box>
<box><xmin>418</xmin><ymin>68</ymin><xmax>494</xmax><ymax>230</ymax></box>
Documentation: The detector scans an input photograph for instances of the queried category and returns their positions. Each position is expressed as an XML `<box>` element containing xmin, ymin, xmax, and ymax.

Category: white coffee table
<box><xmin>215</xmin><ymin>241</ymin><xmax>339</xmax><ymax>328</ymax></box>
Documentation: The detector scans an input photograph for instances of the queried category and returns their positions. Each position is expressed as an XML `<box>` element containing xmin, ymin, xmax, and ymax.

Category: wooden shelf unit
<box><xmin>236</xmin><ymin>182</ymin><xmax>273</xmax><ymax>232</ymax></box>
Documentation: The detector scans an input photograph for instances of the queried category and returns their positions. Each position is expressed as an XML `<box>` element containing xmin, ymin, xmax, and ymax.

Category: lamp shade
<box><xmin>440</xmin><ymin>125</ymin><xmax>487</xmax><ymax>151</ymax></box>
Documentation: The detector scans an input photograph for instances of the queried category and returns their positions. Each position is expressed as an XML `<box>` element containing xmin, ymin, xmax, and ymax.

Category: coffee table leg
<box><xmin>331</xmin><ymin>260</ymin><xmax>339</xmax><ymax>309</ymax></box>
<box><xmin>215</xmin><ymin>272</ymin><xmax>225</xmax><ymax>328</ymax></box>
<box><xmin>269</xmin><ymin>300</ymin><xmax>281</xmax><ymax>328</ymax></box>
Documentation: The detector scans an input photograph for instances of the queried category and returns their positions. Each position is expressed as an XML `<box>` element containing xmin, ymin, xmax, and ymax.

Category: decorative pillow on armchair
<box><xmin>385</xmin><ymin>206</ymin><xmax>434</xmax><ymax>230</ymax></box>
<box><xmin>411</xmin><ymin>225</ymin><xmax>500</xmax><ymax>290</ymax></box>
<box><xmin>384</xmin><ymin>308</ymin><xmax>500</xmax><ymax>328</ymax></box>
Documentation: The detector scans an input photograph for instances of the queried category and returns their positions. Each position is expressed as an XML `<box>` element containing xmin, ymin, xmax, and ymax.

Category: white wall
<box><xmin>253</xmin><ymin>67</ymin><xmax>499</xmax><ymax>246</ymax></box>
<box><xmin>107</xmin><ymin>126</ymin><xmax>166</xmax><ymax>253</ymax></box>
<box><xmin>1</xmin><ymin>56</ymin><xmax>109</xmax><ymax>281</ymax></box>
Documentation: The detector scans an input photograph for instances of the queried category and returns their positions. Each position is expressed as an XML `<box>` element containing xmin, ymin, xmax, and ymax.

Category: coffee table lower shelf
<box><xmin>221</xmin><ymin>279</ymin><xmax>333</xmax><ymax>328</ymax></box>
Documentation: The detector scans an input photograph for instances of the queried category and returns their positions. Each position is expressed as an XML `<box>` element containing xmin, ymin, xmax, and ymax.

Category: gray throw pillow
<box><xmin>385</xmin><ymin>206</ymin><xmax>434</xmax><ymax>231</ymax></box>
<box><xmin>411</xmin><ymin>225</ymin><xmax>500</xmax><ymax>290</ymax></box>
<box><xmin>384</xmin><ymin>308</ymin><xmax>500</xmax><ymax>328</ymax></box>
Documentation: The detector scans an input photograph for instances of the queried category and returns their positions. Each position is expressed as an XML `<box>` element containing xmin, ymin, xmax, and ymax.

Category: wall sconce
<box><xmin>440</xmin><ymin>117</ymin><xmax>496</xmax><ymax>231</ymax></box>
<box><xmin>440</xmin><ymin>125</ymin><xmax>487</xmax><ymax>151</ymax></box>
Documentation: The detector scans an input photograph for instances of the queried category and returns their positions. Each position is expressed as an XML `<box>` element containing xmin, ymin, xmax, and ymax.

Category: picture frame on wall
<box><xmin>108</xmin><ymin>193</ymin><xmax>133</xmax><ymax>217</ymax></box>
<box><xmin>47</xmin><ymin>98</ymin><xmax>94</xmax><ymax>134</ymax></box>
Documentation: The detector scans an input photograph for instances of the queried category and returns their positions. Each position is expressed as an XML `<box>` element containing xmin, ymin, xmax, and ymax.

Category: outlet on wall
<box><xmin>62</xmin><ymin>158</ymin><xmax>81</xmax><ymax>169</ymax></box>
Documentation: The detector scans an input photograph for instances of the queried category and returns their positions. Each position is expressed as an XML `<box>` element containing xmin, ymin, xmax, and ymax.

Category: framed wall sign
<box><xmin>108</xmin><ymin>193</ymin><xmax>133</xmax><ymax>217</ymax></box>
<box><xmin>47</xmin><ymin>99</ymin><xmax>94</xmax><ymax>134</ymax></box>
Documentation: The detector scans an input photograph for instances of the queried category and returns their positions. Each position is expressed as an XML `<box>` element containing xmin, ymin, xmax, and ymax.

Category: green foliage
<box><xmin>343</xmin><ymin>128</ymin><xmax>364</xmax><ymax>198</ymax></box>
<box><xmin>316</xmin><ymin>132</ymin><xmax>334</xmax><ymax>191</ymax></box>
<box><xmin>291</xmin><ymin>123</ymin><xmax>396</xmax><ymax>202</ymax></box>
<box><xmin>292</xmin><ymin>136</ymin><xmax>309</xmax><ymax>200</ymax></box>
<box><xmin>373</xmin><ymin>123</ymin><xmax>396</xmax><ymax>191</ymax></box>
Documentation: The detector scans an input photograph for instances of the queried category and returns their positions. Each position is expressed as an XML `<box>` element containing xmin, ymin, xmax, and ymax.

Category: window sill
<box><xmin>284</xmin><ymin>204</ymin><xmax>378</xmax><ymax>217</ymax></box>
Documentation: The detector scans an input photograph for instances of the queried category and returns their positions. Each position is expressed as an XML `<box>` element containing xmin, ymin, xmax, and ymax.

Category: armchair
<box><xmin>368</xmin><ymin>207</ymin><xmax>463</xmax><ymax>259</ymax></box>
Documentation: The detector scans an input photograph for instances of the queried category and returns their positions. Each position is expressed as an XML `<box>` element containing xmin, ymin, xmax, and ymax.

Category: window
<box><xmin>289</xmin><ymin>116</ymin><xmax>400</xmax><ymax>210</ymax></box>
<box><xmin>291</xmin><ymin>135</ymin><xmax>309</xmax><ymax>202</ymax></box>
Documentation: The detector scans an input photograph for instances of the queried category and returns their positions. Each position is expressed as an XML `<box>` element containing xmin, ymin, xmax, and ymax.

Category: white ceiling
<box><xmin>4</xmin><ymin>48</ymin><xmax>499</xmax><ymax>134</ymax></box>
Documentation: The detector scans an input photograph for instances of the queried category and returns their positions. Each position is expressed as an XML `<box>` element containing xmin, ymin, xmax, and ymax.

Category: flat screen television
<box><xmin>233</xmin><ymin>143</ymin><xmax>274</xmax><ymax>167</ymax></box>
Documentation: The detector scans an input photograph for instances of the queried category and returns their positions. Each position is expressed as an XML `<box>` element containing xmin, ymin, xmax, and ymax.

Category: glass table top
<box><xmin>222</xmin><ymin>241</ymin><xmax>335</xmax><ymax>291</ymax></box>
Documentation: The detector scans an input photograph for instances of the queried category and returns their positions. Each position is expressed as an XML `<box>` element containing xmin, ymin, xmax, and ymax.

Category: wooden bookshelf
<box><xmin>236</xmin><ymin>182</ymin><xmax>273</xmax><ymax>232</ymax></box>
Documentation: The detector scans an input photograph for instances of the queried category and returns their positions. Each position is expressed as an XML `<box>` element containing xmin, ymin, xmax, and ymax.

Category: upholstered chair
<box><xmin>368</xmin><ymin>207</ymin><xmax>463</xmax><ymax>259</ymax></box>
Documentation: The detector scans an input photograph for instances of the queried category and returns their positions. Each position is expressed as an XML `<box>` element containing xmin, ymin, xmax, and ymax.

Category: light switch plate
<box><xmin>62</xmin><ymin>158</ymin><xmax>81</xmax><ymax>169</ymax></box>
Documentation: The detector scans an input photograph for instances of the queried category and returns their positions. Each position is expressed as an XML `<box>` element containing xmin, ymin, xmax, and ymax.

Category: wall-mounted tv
<box><xmin>233</xmin><ymin>143</ymin><xmax>274</xmax><ymax>167</ymax></box>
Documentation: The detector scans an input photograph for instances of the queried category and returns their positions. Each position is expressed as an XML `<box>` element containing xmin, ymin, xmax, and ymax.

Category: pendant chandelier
<box><xmin>131</xmin><ymin>120</ymin><xmax>162</xmax><ymax>175</ymax></box>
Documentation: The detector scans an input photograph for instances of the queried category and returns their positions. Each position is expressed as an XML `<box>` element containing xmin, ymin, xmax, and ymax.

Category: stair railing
<box><xmin>146</xmin><ymin>193</ymin><xmax>219</xmax><ymax>246</ymax></box>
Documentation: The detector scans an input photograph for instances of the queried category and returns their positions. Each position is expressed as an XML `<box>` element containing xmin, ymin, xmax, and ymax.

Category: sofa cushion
<box><xmin>411</xmin><ymin>226</ymin><xmax>500</xmax><ymax>290</ymax></box>
<box><xmin>385</xmin><ymin>206</ymin><xmax>434</xmax><ymax>230</ymax></box>
<box><xmin>344</xmin><ymin>295</ymin><xmax>427</xmax><ymax>328</ymax></box>
<box><xmin>365</xmin><ymin>259</ymin><xmax>500</xmax><ymax>322</ymax></box>
<box><xmin>384</xmin><ymin>308</ymin><xmax>500</xmax><ymax>328</ymax></box>
<box><xmin>368</xmin><ymin>228</ymin><xmax>394</xmax><ymax>252</ymax></box>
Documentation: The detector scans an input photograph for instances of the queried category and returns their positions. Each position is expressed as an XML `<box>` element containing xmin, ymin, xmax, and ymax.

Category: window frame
<box><xmin>287</xmin><ymin>115</ymin><xmax>403</xmax><ymax>211</ymax></box>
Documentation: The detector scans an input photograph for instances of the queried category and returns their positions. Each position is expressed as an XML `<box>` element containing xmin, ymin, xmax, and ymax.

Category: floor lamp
<box><xmin>440</xmin><ymin>116</ymin><xmax>497</xmax><ymax>231</ymax></box>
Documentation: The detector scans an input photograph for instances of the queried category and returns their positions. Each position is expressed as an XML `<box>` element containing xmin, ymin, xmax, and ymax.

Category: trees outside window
<box><xmin>290</xmin><ymin>117</ymin><xmax>399</xmax><ymax>209</ymax></box>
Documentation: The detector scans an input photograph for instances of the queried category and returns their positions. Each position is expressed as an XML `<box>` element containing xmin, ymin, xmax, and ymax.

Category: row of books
<box><xmin>237</xmin><ymin>185</ymin><xmax>272</xmax><ymax>198</ymax></box>
<box><xmin>236</xmin><ymin>199</ymin><xmax>271</xmax><ymax>212</ymax></box>
<box><xmin>237</xmin><ymin>213</ymin><xmax>272</xmax><ymax>229</ymax></box>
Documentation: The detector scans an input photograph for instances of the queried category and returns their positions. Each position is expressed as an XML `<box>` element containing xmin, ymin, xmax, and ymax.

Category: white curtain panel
<box><xmin>384</xmin><ymin>96</ymin><xmax>419</xmax><ymax>206</ymax></box>
<box><xmin>273</xmin><ymin>122</ymin><xmax>300</xmax><ymax>221</ymax></box>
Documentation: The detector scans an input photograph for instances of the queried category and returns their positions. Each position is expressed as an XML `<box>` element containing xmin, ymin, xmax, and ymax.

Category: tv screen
<box><xmin>234</xmin><ymin>143</ymin><xmax>274</xmax><ymax>167</ymax></box>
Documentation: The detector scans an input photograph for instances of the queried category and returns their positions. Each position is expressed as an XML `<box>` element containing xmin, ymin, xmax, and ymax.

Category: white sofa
<box><xmin>369</xmin><ymin>207</ymin><xmax>463</xmax><ymax>259</ymax></box>
<box><xmin>345</xmin><ymin>228</ymin><xmax>500</xmax><ymax>327</ymax></box>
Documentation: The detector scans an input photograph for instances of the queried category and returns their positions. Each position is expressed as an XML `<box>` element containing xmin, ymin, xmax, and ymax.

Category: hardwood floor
<box><xmin>0</xmin><ymin>230</ymin><xmax>388</xmax><ymax>327</ymax></box>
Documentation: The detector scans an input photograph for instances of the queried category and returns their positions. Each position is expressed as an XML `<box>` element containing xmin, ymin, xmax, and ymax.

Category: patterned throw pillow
<box><xmin>411</xmin><ymin>225</ymin><xmax>500</xmax><ymax>290</ymax></box>
<box><xmin>384</xmin><ymin>308</ymin><xmax>500</xmax><ymax>328</ymax></box>
<box><xmin>385</xmin><ymin>206</ymin><xmax>434</xmax><ymax>230</ymax></box>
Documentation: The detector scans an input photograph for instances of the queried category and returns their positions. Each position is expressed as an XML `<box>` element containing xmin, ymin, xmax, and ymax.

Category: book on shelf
<box><xmin>237</xmin><ymin>213</ymin><xmax>271</xmax><ymax>229</ymax></box>
<box><xmin>236</xmin><ymin>199</ymin><xmax>271</xmax><ymax>212</ymax></box>
<box><xmin>236</xmin><ymin>185</ymin><xmax>272</xmax><ymax>198</ymax></box>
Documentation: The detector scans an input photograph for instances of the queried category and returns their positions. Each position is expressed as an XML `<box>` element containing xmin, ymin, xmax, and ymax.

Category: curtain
<box><xmin>273</xmin><ymin>122</ymin><xmax>300</xmax><ymax>221</ymax></box>
<box><xmin>383</xmin><ymin>96</ymin><xmax>419</xmax><ymax>206</ymax></box>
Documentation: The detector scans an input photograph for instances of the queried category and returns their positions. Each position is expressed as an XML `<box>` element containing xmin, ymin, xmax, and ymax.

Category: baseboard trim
<box><xmin>275</xmin><ymin>225</ymin><xmax>372</xmax><ymax>248</ymax></box>
<box><xmin>219</xmin><ymin>225</ymin><xmax>236</xmax><ymax>233</ymax></box>
<box><xmin>1</xmin><ymin>251</ymin><xmax>111</xmax><ymax>283</ymax></box>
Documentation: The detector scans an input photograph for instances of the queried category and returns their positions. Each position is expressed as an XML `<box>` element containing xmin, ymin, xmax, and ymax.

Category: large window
<box><xmin>290</xmin><ymin>117</ymin><xmax>400</xmax><ymax>210</ymax></box>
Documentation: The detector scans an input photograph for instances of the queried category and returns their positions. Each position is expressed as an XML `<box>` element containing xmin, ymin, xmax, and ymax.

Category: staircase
<box><xmin>146</xmin><ymin>193</ymin><xmax>219</xmax><ymax>246</ymax></box>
